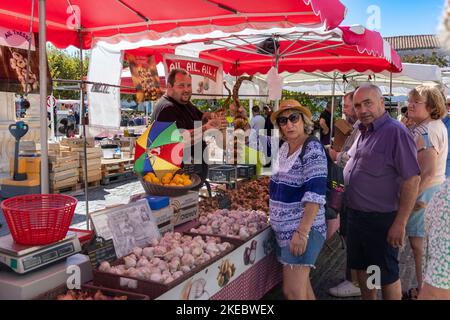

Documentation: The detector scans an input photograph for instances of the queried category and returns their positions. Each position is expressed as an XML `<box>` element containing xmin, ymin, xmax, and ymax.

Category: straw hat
<box><xmin>271</xmin><ymin>99</ymin><xmax>313</xmax><ymax>125</ymax></box>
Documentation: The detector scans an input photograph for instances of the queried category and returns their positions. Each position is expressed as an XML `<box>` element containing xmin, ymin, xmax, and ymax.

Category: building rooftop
<box><xmin>384</xmin><ymin>35</ymin><xmax>441</xmax><ymax>51</ymax></box>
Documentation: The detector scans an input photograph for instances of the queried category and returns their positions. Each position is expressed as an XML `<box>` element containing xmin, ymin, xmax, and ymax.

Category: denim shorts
<box><xmin>346</xmin><ymin>208</ymin><xmax>399</xmax><ymax>286</ymax></box>
<box><xmin>275</xmin><ymin>228</ymin><xmax>325</xmax><ymax>268</ymax></box>
<box><xmin>406</xmin><ymin>184</ymin><xmax>441</xmax><ymax>238</ymax></box>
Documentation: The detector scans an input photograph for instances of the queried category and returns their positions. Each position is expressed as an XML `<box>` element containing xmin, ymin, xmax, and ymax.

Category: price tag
<box><xmin>217</xmin><ymin>191</ymin><xmax>232</xmax><ymax>209</ymax></box>
<box><xmin>86</xmin><ymin>236</ymin><xmax>117</xmax><ymax>268</ymax></box>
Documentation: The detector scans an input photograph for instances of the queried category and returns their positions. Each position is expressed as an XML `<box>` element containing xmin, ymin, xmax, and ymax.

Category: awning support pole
<box><xmin>39</xmin><ymin>0</ymin><xmax>49</xmax><ymax>194</ymax></box>
<box><xmin>79</xmin><ymin>31</ymin><xmax>90</xmax><ymax>230</ymax></box>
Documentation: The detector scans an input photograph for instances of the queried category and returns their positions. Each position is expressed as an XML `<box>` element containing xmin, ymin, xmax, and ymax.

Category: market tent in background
<box><xmin>281</xmin><ymin>62</ymin><xmax>442</xmax><ymax>96</ymax></box>
<box><xmin>1</xmin><ymin>0</ymin><xmax>346</xmax><ymax>49</ymax></box>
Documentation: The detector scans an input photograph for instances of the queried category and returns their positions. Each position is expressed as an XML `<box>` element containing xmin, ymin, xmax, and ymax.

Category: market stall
<box><xmin>0</xmin><ymin>0</ymin><xmax>360</xmax><ymax>301</ymax></box>
<box><xmin>0</xmin><ymin>170</ymin><xmax>277</xmax><ymax>300</ymax></box>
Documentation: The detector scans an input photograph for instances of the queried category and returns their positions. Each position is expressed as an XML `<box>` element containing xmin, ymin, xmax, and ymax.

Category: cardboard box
<box><xmin>169</xmin><ymin>191</ymin><xmax>199</xmax><ymax>226</ymax></box>
<box><xmin>152</xmin><ymin>206</ymin><xmax>174</xmax><ymax>235</ymax></box>
<box><xmin>333</xmin><ymin>119</ymin><xmax>353</xmax><ymax>152</ymax></box>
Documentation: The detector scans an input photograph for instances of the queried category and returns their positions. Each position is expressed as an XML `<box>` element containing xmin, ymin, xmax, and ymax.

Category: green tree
<box><xmin>47</xmin><ymin>44</ymin><xmax>89</xmax><ymax>99</ymax></box>
<box><xmin>402</xmin><ymin>51</ymin><xmax>449</xmax><ymax>67</ymax></box>
<box><xmin>281</xmin><ymin>90</ymin><xmax>341</xmax><ymax>120</ymax></box>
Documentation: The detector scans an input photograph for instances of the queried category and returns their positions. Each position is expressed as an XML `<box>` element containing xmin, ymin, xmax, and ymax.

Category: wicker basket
<box><xmin>138</xmin><ymin>173</ymin><xmax>201</xmax><ymax>197</ymax></box>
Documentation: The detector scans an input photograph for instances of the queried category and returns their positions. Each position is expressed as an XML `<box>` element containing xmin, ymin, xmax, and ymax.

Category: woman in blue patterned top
<box><xmin>269</xmin><ymin>99</ymin><xmax>328</xmax><ymax>300</ymax></box>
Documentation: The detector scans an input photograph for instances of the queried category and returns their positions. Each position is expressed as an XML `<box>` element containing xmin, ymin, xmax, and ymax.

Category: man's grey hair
<box><xmin>355</xmin><ymin>84</ymin><xmax>383</xmax><ymax>99</ymax></box>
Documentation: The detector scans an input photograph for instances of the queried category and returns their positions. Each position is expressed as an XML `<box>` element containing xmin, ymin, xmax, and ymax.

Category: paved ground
<box><xmin>263</xmin><ymin>232</ymin><xmax>416</xmax><ymax>300</ymax></box>
<box><xmin>0</xmin><ymin>177</ymin><xmax>416</xmax><ymax>300</ymax></box>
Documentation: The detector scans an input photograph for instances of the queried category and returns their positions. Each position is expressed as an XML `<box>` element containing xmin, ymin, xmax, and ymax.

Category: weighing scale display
<box><xmin>41</xmin><ymin>251</ymin><xmax>58</xmax><ymax>263</ymax></box>
<box><xmin>23</xmin><ymin>256</ymin><xmax>41</xmax><ymax>270</ymax></box>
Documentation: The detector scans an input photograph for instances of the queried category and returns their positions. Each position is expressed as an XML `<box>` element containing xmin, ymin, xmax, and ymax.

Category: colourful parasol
<box><xmin>134</xmin><ymin>121</ymin><xmax>184</xmax><ymax>178</ymax></box>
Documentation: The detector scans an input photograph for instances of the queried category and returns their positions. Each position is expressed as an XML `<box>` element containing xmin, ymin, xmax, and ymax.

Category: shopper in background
<box><xmin>343</xmin><ymin>84</ymin><xmax>420</xmax><ymax>300</ymax></box>
<box><xmin>443</xmin><ymin>103</ymin><xmax>450</xmax><ymax>177</ymax></box>
<box><xmin>319</xmin><ymin>101</ymin><xmax>332</xmax><ymax>145</ymax></box>
<box><xmin>418</xmin><ymin>177</ymin><xmax>450</xmax><ymax>300</ymax></box>
<box><xmin>403</xmin><ymin>85</ymin><xmax>448</xmax><ymax>299</ymax></box>
<box><xmin>269</xmin><ymin>99</ymin><xmax>327</xmax><ymax>300</ymax></box>
<box><xmin>263</xmin><ymin>105</ymin><xmax>274</xmax><ymax>137</ymax></box>
<box><xmin>327</xmin><ymin>91</ymin><xmax>362</xmax><ymax>298</ymax></box>
<box><xmin>250</xmin><ymin>106</ymin><xmax>266</xmax><ymax>133</ymax></box>
<box><xmin>263</xmin><ymin>105</ymin><xmax>274</xmax><ymax>167</ymax></box>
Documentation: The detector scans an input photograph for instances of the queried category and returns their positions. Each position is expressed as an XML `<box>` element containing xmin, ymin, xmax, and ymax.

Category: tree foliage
<box><xmin>47</xmin><ymin>44</ymin><xmax>89</xmax><ymax>99</ymax></box>
<box><xmin>402</xmin><ymin>51</ymin><xmax>449</xmax><ymax>67</ymax></box>
<box><xmin>281</xmin><ymin>90</ymin><xmax>342</xmax><ymax>120</ymax></box>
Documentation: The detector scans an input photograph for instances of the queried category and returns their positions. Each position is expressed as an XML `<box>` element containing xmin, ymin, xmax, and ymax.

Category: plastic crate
<box><xmin>208</xmin><ymin>165</ymin><xmax>237</xmax><ymax>182</ymax></box>
<box><xmin>236</xmin><ymin>165</ymin><xmax>257</xmax><ymax>179</ymax></box>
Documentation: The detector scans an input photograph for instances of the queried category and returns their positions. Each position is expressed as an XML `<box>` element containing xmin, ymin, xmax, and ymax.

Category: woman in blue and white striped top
<box><xmin>269</xmin><ymin>99</ymin><xmax>328</xmax><ymax>300</ymax></box>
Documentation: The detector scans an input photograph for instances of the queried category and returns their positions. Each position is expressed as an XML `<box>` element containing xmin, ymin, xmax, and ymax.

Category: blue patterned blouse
<box><xmin>269</xmin><ymin>139</ymin><xmax>328</xmax><ymax>247</ymax></box>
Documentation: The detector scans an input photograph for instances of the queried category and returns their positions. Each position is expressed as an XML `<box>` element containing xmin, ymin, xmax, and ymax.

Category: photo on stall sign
<box><xmin>127</xmin><ymin>54</ymin><xmax>163</xmax><ymax>103</ymax></box>
<box><xmin>263</xmin><ymin>233</ymin><xmax>276</xmax><ymax>255</ymax></box>
<box><xmin>180</xmin><ymin>278</ymin><xmax>210</xmax><ymax>300</ymax></box>
<box><xmin>0</xmin><ymin>32</ymin><xmax>52</xmax><ymax>94</ymax></box>
<box><xmin>217</xmin><ymin>259</ymin><xmax>236</xmax><ymax>287</ymax></box>
<box><xmin>243</xmin><ymin>240</ymin><xmax>258</xmax><ymax>265</ymax></box>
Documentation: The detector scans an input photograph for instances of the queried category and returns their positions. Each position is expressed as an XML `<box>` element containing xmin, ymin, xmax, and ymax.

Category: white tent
<box><xmin>261</xmin><ymin>63</ymin><xmax>442</xmax><ymax>96</ymax></box>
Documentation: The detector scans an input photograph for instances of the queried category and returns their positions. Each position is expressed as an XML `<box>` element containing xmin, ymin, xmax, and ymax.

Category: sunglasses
<box><xmin>277</xmin><ymin>112</ymin><xmax>301</xmax><ymax>126</ymax></box>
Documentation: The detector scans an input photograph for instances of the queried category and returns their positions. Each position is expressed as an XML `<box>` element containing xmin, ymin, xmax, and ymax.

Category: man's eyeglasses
<box><xmin>277</xmin><ymin>112</ymin><xmax>301</xmax><ymax>127</ymax></box>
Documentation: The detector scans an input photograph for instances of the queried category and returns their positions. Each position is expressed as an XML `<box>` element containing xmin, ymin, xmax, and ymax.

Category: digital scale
<box><xmin>0</xmin><ymin>234</ymin><xmax>81</xmax><ymax>274</ymax></box>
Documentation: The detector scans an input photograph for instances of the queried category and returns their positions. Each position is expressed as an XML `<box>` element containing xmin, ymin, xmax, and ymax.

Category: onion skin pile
<box><xmin>56</xmin><ymin>290</ymin><xmax>127</xmax><ymax>300</ymax></box>
<box><xmin>199</xmin><ymin>177</ymin><xmax>270</xmax><ymax>214</ymax></box>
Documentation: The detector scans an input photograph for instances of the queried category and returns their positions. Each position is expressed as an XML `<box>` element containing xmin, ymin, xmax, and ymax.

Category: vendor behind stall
<box><xmin>151</xmin><ymin>68</ymin><xmax>227</xmax><ymax>184</ymax></box>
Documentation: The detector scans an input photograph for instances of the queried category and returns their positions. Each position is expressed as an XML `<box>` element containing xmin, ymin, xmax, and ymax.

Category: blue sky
<box><xmin>340</xmin><ymin>0</ymin><xmax>446</xmax><ymax>36</ymax></box>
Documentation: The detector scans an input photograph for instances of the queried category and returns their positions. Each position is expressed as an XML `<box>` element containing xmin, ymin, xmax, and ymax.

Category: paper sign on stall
<box><xmin>90</xmin><ymin>199</ymin><xmax>161</xmax><ymax>258</ymax></box>
<box><xmin>87</xmin><ymin>44</ymin><xmax>122</xmax><ymax>130</ymax></box>
<box><xmin>163</xmin><ymin>54</ymin><xmax>223</xmax><ymax>99</ymax></box>
<box><xmin>127</xmin><ymin>54</ymin><xmax>163</xmax><ymax>103</ymax></box>
<box><xmin>0</xmin><ymin>27</ymin><xmax>52</xmax><ymax>94</ymax></box>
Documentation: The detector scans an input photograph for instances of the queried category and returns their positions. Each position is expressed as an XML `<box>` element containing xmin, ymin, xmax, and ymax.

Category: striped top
<box><xmin>269</xmin><ymin>139</ymin><xmax>328</xmax><ymax>247</ymax></box>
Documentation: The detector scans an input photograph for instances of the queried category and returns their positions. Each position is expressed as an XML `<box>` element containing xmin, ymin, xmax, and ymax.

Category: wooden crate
<box><xmin>49</xmin><ymin>148</ymin><xmax>80</xmax><ymax>192</ymax></box>
<box><xmin>101</xmin><ymin>158</ymin><xmax>134</xmax><ymax>177</ymax></box>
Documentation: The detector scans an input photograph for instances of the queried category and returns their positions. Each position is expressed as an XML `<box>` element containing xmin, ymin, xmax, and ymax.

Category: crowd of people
<box><xmin>149</xmin><ymin>68</ymin><xmax>449</xmax><ymax>300</ymax></box>
<box><xmin>272</xmin><ymin>84</ymin><xmax>449</xmax><ymax>300</ymax></box>
<box><xmin>120</xmin><ymin>112</ymin><xmax>147</xmax><ymax>127</ymax></box>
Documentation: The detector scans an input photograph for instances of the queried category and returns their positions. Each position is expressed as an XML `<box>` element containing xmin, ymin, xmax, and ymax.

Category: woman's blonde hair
<box><xmin>408</xmin><ymin>85</ymin><xmax>447</xmax><ymax>120</ymax></box>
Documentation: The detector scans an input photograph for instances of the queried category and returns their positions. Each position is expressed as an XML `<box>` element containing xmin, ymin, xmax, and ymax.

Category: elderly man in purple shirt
<box><xmin>344</xmin><ymin>84</ymin><xmax>420</xmax><ymax>300</ymax></box>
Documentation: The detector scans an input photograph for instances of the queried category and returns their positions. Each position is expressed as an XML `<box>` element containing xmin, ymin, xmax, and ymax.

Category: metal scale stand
<box><xmin>0</xmin><ymin>233</ymin><xmax>95</xmax><ymax>300</ymax></box>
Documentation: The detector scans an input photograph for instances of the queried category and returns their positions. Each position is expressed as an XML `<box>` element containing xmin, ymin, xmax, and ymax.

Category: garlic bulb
<box><xmin>191</xmin><ymin>246</ymin><xmax>204</xmax><ymax>257</ymax></box>
<box><xmin>181</xmin><ymin>254</ymin><xmax>195</xmax><ymax>267</ymax></box>
<box><xmin>180</xmin><ymin>265</ymin><xmax>191</xmax><ymax>273</ymax></box>
<box><xmin>142</xmin><ymin>247</ymin><xmax>154</xmax><ymax>258</ymax></box>
<box><xmin>132</xmin><ymin>247</ymin><xmax>143</xmax><ymax>257</ymax></box>
<box><xmin>150</xmin><ymin>272</ymin><xmax>163</xmax><ymax>283</ymax></box>
<box><xmin>99</xmin><ymin>261</ymin><xmax>111</xmax><ymax>273</ymax></box>
<box><xmin>124</xmin><ymin>256</ymin><xmax>137</xmax><ymax>269</ymax></box>
<box><xmin>136</xmin><ymin>257</ymin><xmax>149</xmax><ymax>268</ymax></box>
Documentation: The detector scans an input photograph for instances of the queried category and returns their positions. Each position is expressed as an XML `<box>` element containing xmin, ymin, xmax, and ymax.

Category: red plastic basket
<box><xmin>1</xmin><ymin>194</ymin><xmax>78</xmax><ymax>246</ymax></box>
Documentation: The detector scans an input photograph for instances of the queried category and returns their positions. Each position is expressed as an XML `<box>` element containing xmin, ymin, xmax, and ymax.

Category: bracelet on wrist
<box><xmin>294</xmin><ymin>230</ymin><xmax>309</xmax><ymax>239</ymax></box>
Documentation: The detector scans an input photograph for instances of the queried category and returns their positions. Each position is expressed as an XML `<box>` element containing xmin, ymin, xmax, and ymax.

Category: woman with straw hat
<box><xmin>269</xmin><ymin>99</ymin><xmax>328</xmax><ymax>300</ymax></box>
